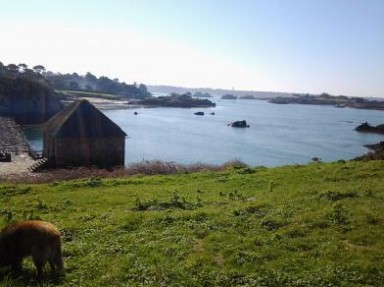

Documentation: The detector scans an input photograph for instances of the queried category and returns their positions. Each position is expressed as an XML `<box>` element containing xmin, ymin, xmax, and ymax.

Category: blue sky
<box><xmin>1</xmin><ymin>0</ymin><xmax>383</xmax><ymax>97</ymax></box>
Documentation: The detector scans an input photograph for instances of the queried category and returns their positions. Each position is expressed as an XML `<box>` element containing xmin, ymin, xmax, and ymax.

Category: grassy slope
<box><xmin>1</xmin><ymin>160</ymin><xmax>384</xmax><ymax>286</ymax></box>
<box><xmin>56</xmin><ymin>90</ymin><xmax>124</xmax><ymax>101</ymax></box>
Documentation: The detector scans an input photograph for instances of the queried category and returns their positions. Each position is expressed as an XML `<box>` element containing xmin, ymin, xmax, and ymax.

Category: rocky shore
<box><xmin>0</xmin><ymin>116</ymin><xmax>36</xmax><ymax>177</ymax></box>
<box><xmin>0</xmin><ymin>117</ymin><xmax>31</xmax><ymax>153</ymax></box>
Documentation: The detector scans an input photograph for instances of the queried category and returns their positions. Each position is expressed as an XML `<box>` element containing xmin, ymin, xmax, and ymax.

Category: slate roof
<box><xmin>44</xmin><ymin>100</ymin><xmax>127</xmax><ymax>138</ymax></box>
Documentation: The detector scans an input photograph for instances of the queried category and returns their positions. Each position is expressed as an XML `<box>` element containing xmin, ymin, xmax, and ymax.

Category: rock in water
<box><xmin>230</xmin><ymin>120</ymin><xmax>250</xmax><ymax>128</ymax></box>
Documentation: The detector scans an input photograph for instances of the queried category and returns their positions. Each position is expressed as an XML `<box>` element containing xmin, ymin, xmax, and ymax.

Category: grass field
<box><xmin>1</xmin><ymin>160</ymin><xmax>384</xmax><ymax>286</ymax></box>
<box><xmin>56</xmin><ymin>90</ymin><xmax>124</xmax><ymax>101</ymax></box>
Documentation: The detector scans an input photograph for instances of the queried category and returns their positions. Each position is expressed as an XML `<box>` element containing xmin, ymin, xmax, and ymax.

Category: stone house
<box><xmin>43</xmin><ymin>99</ymin><xmax>126</xmax><ymax>167</ymax></box>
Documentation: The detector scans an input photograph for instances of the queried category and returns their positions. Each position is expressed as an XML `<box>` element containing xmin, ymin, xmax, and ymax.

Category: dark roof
<box><xmin>44</xmin><ymin>100</ymin><xmax>127</xmax><ymax>138</ymax></box>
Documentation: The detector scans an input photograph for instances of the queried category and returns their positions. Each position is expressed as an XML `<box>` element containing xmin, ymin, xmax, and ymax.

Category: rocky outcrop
<box><xmin>365</xmin><ymin>141</ymin><xmax>384</xmax><ymax>151</ymax></box>
<box><xmin>229</xmin><ymin>120</ymin><xmax>250</xmax><ymax>128</ymax></box>
<box><xmin>355</xmin><ymin>122</ymin><xmax>384</xmax><ymax>134</ymax></box>
<box><xmin>0</xmin><ymin>76</ymin><xmax>63</xmax><ymax>124</ymax></box>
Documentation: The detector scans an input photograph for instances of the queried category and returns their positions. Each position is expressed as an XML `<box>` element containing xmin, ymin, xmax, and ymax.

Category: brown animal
<box><xmin>0</xmin><ymin>220</ymin><xmax>64</xmax><ymax>278</ymax></box>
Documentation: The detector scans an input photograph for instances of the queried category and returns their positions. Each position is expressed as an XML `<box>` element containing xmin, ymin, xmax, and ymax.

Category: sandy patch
<box><xmin>0</xmin><ymin>153</ymin><xmax>36</xmax><ymax>176</ymax></box>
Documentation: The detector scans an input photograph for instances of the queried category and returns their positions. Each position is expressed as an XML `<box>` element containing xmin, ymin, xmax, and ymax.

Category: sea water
<box><xmin>24</xmin><ymin>98</ymin><xmax>384</xmax><ymax>167</ymax></box>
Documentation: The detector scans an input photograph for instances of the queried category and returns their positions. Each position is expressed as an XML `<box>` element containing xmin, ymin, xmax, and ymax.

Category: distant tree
<box><xmin>20</xmin><ymin>68</ymin><xmax>37</xmax><ymax>81</ymax></box>
<box><xmin>96</xmin><ymin>76</ymin><xmax>121</xmax><ymax>94</ymax></box>
<box><xmin>49</xmin><ymin>75</ymin><xmax>67</xmax><ymax>90</ymax></box>
<box><xmin>320</xmin><ymin>93</ymin><xmax>331</xmax><ymax>98</ymax></box>
<box><xmin>69</xmin><ymin>81</ymin><xmax>80</xmax><ymax>90</ymax></box>
<box><xmin>18</xmin><ymin>63</ymin><xmax>28</xmax><ymax>73</ymax></box>
<box><xmin>6</xmin><ymin>64</ymin><xmax>19</xmax><ymax>76</ymax></box>
<box><xmin>353</xmin><ymin>97</ymin><xmax>366</xmax><ymax>103</ymax></box>
<box><xmin>33</xmin><ymin>65</ymin><xmax>46</xmax><ymax>74</ymax></box>
<box><xmin>44</xmin><ymin>70</ymin><xmax>151</xmax><ymax>98</ymax></box>
<box><xmin>85</xmin><ymin>72</ymin><xmax>97</xmax><ymax>83</ymax></box>
<box><xmin>139</xmin><ymin>83</ymin><xmax>149</xmax><ymax>96</ymax></box>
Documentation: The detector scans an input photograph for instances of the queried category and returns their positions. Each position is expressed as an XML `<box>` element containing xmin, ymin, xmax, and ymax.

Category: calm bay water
<box><xmin>25</xmin><ymin>99</ymin><xmax>384</xmax><ymax>167</ymax></box>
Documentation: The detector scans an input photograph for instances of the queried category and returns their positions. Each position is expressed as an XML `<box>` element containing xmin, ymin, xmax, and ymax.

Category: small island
<box><xmin>221</xmin><ymin>94</ymin><xmax>237</xmax><ymax>100</ymax></box>
<box><xmin>137</xmin><ymin>92</ymin><xmax>216</xmax><ymax>108</ymax></box>
<box><xmin>355</xmin><ymin>122</ymin><xmax>384</xmax><ymax>134</ymax></box>
<box><xmin>269</xmin><ymin>93</ymin><xmax>384</xmax><ymax>111</ymax></box>
<box><xmin>193</xmin><ymin>92</ymin><xmax>212</xmax><ymax>98</ymax></box>
<box><xmin>239</xmin><ymin>95</ymin><xmax>258</xmax><ymax>100</ymax></box>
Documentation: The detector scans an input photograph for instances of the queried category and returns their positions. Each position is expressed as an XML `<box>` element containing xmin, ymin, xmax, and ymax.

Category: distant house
<box><xmin>43</xmin><ymin>100</ymin><xmax>127</xmax><ymax>167</ymax></box>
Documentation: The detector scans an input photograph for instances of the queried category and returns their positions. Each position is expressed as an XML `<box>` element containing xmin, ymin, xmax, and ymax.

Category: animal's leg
<box><xmin>33</xmin><ymin>257</ymin><xmax>44</xmax><ymax>279</ymax></box>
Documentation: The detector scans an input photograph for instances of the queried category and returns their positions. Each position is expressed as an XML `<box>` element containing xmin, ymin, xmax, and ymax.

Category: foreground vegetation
<box><xmin>1</xmin><ymin>160</ymin><xmax>384</xmax><ymax>286</ymax></box>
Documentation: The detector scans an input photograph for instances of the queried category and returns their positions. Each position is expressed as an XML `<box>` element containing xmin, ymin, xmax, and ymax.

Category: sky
<box><xmin>1</xmin><ymin>0</ymin><xmax>383</xmax><ymax>97</ymax></box>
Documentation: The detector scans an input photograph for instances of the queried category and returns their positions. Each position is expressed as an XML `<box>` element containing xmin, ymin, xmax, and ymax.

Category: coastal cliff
<box><xmin>0</xmin><ymin>76</ymin><xmax>63</xmax><ymax>124</ymax></box>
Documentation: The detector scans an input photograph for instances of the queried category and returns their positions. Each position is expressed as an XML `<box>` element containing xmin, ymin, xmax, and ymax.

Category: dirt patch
<box><xmin>0</xmin><ymin>153</ymin><xmax>36</xmax><ymax>176</ymax></box>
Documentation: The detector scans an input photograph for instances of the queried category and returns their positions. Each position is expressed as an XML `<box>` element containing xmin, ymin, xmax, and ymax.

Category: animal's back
<box><xmin>1</xmin><ymin>221</ymin><xmax>61</xmax><ymax>250</ymax></box>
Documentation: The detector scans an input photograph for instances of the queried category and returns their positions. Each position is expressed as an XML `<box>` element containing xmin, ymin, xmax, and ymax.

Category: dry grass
<box><xmin>0</xmin><ymin>160</ymin><xmax>246</xmax><ymax>184</ymax></box>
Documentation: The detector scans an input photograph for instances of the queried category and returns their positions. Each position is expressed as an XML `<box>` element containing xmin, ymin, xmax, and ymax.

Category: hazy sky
<box><xmin>1</xmin><ymin>0</ymin><xmax>383</xmax><ymax>97</ymax></box>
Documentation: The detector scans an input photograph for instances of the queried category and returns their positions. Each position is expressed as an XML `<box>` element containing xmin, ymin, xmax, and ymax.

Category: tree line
<box><xmin>0</xmin><ymin>62</ymin><xmax>151</xmax><ymax>99</ymax></box>
<box><xmin>0</xmin><ymin>62</ymin><xmax>47</xmax><ymax>84</ymax></box>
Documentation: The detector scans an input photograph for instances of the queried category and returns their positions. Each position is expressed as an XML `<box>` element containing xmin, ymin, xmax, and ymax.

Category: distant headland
<box><xmin>135</xmin><ymin>92</ymin><xmax>216</xmax><ymax>108</ymax></box>
<box><xmin>269</xmin><ymin>93</ymin><xmax>384</xmax><ymax>111</ymax></box>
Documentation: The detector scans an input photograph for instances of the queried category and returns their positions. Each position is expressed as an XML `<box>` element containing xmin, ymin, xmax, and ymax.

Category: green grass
<box><xmin>1</xmin><ymin>160</ymin><xmax>384</xmax><ymax>286</ymax></box>
<box><xmin>56</xmin><ymin>90</ymin><xmax>123</xmax><ymax>100</ymax></box>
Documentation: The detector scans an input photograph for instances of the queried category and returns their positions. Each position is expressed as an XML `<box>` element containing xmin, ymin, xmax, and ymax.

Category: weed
<box><xmin>0</xmin><ymin>186</ymin><xmax>31</xmax><ymax>197</ymax></box>
<box><xmin>328</xmin><ymin>202</ymin><xmax>350</xmax><ymax>226</ymax></box>
<box><xmin>233</xmin><ymin>205</ymin><xmax>268</xmax><ymax>218</ymax></box>
<box><xmin>132</xmin><ymin>192</ymin><xmax>202</xmax><ymax>211</ymax></box>
<box><xmin>228</xmin><ymin>190</ymin><xmax>245</xmax><ymax>201</ymax></box>
<box><xmin>319</xmin><ymin>190</ymin><xmax>358</xmax><ymax>201</ymax></box>
<box><xmin>268</xmin><ymin>180</ymin><xmax>274</xmax><ymax>192</ymax></box>
<box><xmin>21</xmin><ymin>210</ymin><xmax>42</xmax><ymax>221</ymax></box>
<box><xmin>36</xmin><ymin>197</ymin><xmax>48</xmax><ymax>211</ymax></box>
<box><xmin>83</xmin><ymin>177</ymin><xmax>103</xmax><ymax>187</ymax></box>
<box><xmin>0</xmin><ymin>209</ymin><xmax>13</xmax><ymax>222</ymax></box>
<box><xmin>133</xmin><ymin>197</ymin><xmax>159</xmax><ymax>211</ymax></box>
<box><xmin>261</xmin><ymin>218</ymin><xmax>284</xmax><ymax>231</ymax></box>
